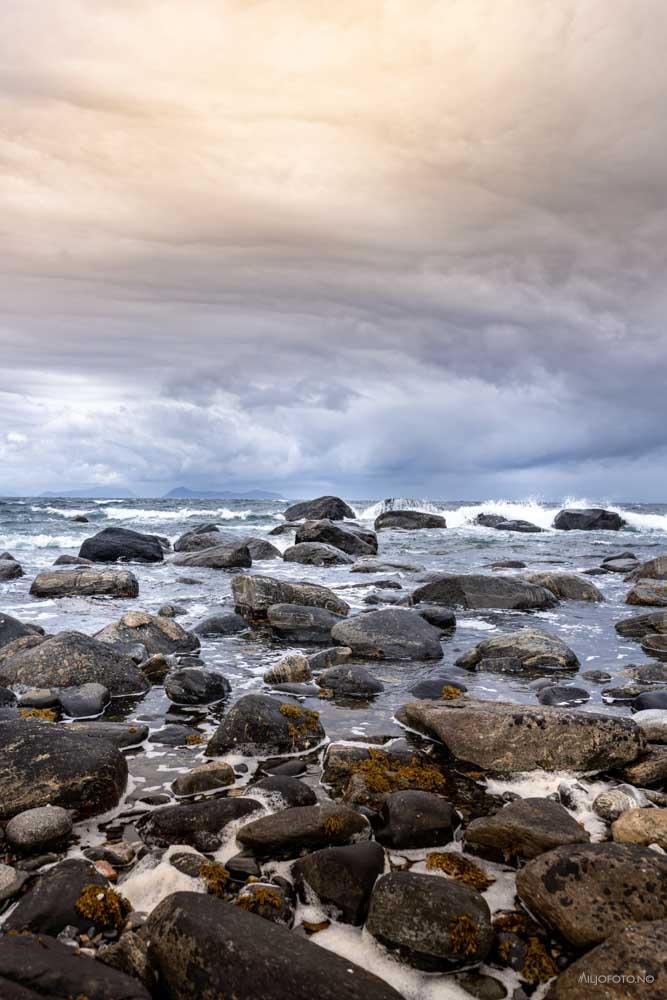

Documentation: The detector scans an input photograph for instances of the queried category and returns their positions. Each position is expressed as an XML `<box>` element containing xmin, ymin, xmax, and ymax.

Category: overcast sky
<box><xmin>1</xmin><ymin>0</ymin><xmax>667</xmax><ymax>500</ymax></box>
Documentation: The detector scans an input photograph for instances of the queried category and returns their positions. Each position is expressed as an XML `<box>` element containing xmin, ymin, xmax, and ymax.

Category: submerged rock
<box><xmin>553</xmin><ymin>508</ymin><xmax>626</xmax><ymax>531</ymax></box>
<box><xmin>236</xmin><ymin>802</ymin><xmax>369</xmax><ymax>858</ymax></box>
<box><xmin>537</xmin><ymin>684</ymin><xmax>590</xmax><ymax>706</ymax></box>
<box><xmin>94</xmin><ymin>611</ymin><xmax>199</xmax><ymax>656</ymax></box>
<box><xmin>410</xmin><ymin>574</ymin><xmax>556</xmax><ymax>611</ymax></box>
<box><xmin>366</xmin><ymin>872</ymin><xmax>493</xmax><ymax>970</ymax></box>
<box><xmin>251</xmin><ymin>775</ymin><xmax>317</xmax><ymax>808</ymax></box>
<box><xmin>284</xmin><ymin>541</ymin><xmax>354</xmax><ymax>566</ymax></box>
<box><xmin>29</xmin><ymin>567</ymin><xmax>139</xmax><ymax>598</ymax></box>
<box><xmin>68</xmin><ymin>720</ymin><xmax>149</xmax><ymax>749</ymax></box>
<box><xmin>231</xmin><ymin>573</ymin><xmax>349</xmax><ymax>621</ymax></box>
<box><xmin>456</xmin><ymin>628</ymin><xmax>579</xmax><ymax>673</ymax></box>
<box><xmin>396</xmin><ymin>699</ymin><xmax>644</xmax><ymax>773</ymax></box>
<box><xmin>331</xmin><ymin>609</ymin><xmax>443</xmax><ymax>661</ymax></box>
<box><xmin>283</xmin><ymin>495</ymin><xmax>356</xmax><ymax>522</ymax></box>
<box><xmin>206</xmin><ymin>694</ymin><xmax>325</xmax><ymax>756</ymax></box>
<box><xmin>145</xmin><ymin>890</ymin><xmax>402</xmax><ymax>1000</ymax></box>
<box><xmin>464</xmin><ymin>798</ymin><xmax>589</xmax><ymax>865</ymax></box>
<box><xmin>375</xmin><ymin>510</ymin><xmax>447</xmax><ymax>530</ymax></box>
<box><xmin>79</xmin><ymin>526</ymin><xmax>165</xmax><ymax>563</ymax></box>
<box><xmin>292</xmin><ymin>841</ymin><xmax>385</xmax><ymax>925</ymax></box>
<box><xmin>136</xmin><ymin>797</ymin><xmax>262</xmax><ymax>851</ymax></box>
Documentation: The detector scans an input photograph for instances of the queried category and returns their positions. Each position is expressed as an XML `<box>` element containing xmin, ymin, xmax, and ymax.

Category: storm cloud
<box><xmin>1</xmin><ymin>0</ymin><xmax>667</xmax><ymax>498</ymax></box>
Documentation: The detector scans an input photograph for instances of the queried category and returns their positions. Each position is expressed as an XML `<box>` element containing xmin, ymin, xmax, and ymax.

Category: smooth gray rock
<box><xmin>136</xmin><ymin>796</ymin><xmax>262</xmax><ymax>851</ymax></box>
<box><xmin>284</xmin><ymin>542</ymin><xmax>354</xmax><ymax>566</ymax></box>
<box><xmin>237</xmin><ymin>803</ymin><xmax>369</xmax><ymax>858</ymax></box>
<box><xmin>79</xmin><ymin>525</ymin><xmax>165</xmax><ymax>563</ymax></box>
<box><xmin>283</xmin><ymin>495</ymin><xmax>356</xmax><ymax>522</ymax></box>
<box><xmin>375</xmin><ymin>790</ymin><xmax>459</xmax><ymax>849</ymax></box>
<box><xmin>164</xmin><ymin>667</ymin><xmax>231</xmax><ymax>705</ymax></box>
<box><xmin>172</xmin><ymin>760</ymin><xmax>235</xmax><ymax>797</ymax></box>
<box><xmin>5</xmin><ymin>806</ymin><xmax>73</xmax><ymax>851</ymax></box>
<box><xmin>193</xmin><ymin>610</ymin><xmax>248</xmax><ymax>635</ymax></box>
<box><xmin>267</xmin><ymin>603</ymin><xmax>345</xmax><ymax>643</ymax></box>
<box><xmin>524</xmin><ymin>572</ymin><xmax>603</xmax><ymax>602</ymax></box>
<box><xmin>58</xmin><ymin>682</ymin><xmax>110</xmax><ymax>718</ymax></box>
<box><xmin>206</xmin><ymin>693</ymin><xmax>325</xmax><ymax>756</ymax></box>
<box><xmin>295</xmin><ymin>519</ymin><xmax>377</xmax><ymax>556</ymax></box>
<box><xmin>95</xmin><ymin>611</ymin><xmax>199</xmax><ymax>656</ymax></box>
<box><xmin>411</xmin><ymin>574</ymin><xmax>556</xmax><ymax>611</ymax></box>
<box><xmin>0</xmin><ymin>613</ymin><xmax>41</xmax><ymax>650</ymax></box>
<box><xmin>375</xmin><ymin>510</ymin><xmax>447</xmax><ymax>530</ymax></box>
<box><xmin>464</xmin><ymin>797</ymin><xmax>589</xmax><ymax>865</ymax></box>
<box><xmin>292</xmin><ymin>841</ymin><xmax>385</xmax><ymax>925</ymax></box>
<box><xmin>171</xmin><ymin>542</ymin><xmax>251</xmax><ymax>569</ymax></box>
<box><xmin>232</xmin><ymin>573</ymin><xmax>349</xmax><ymax>621</ymax></box>
<box><xmin>68</xmin><ymin>720</ymin><xmax>149</xmax><ymax>749</ymax></box>
<box><xmin>29</xmin><ymin>568</ymin><xmax>139</xmax><ymax>598</ymax></box>
<box><xmin>456</xmin><ymin>628</ymin><xmax>579</xmax><ymax>672</ymax></box>
<box><xmin>3</xmin><ymin>858</ymin><xmax>107</xmax><ymax>935</ymax></box>
<box><xmin>331</xmin><ymin>609</ymin><xmax>443</xmax><ymax>661</ymax></box>
<box><xmin>317</xmin><ymin>664</ymin><xmax>384</xmax><ymax>698</ymax></box>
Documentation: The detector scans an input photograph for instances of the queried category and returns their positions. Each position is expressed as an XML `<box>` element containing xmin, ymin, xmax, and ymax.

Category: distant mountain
<box><xmin>40</xmin><ymin>487</ymin><xmax>136</xmax><ymax>499</ymax></box>
<box><xmin>164</xmin><ymin>487</ymin><xmax>285</xmax><ymax>501</ymax></box>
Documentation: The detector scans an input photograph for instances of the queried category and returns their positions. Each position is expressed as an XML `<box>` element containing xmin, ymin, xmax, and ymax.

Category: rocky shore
<box><xmin>0</xmin><ymin>496</ymin><xmax>666</xmax><ymax>998</ymax></box>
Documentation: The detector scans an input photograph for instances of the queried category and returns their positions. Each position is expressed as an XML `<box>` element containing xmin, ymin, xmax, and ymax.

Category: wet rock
<box><xmin>553</xmin><ymin>508</ymin><xmax>626</xmax><ymax>531</ymax></box>
<box><xmin>283</xmin><ymin>495</ymin><xmax>356</xmax><ymax>522</ymax></box>
<box><xmin>158</xmin><ymin>603</ymin><xmax>186</xmax><ymax>617</ymax></box>
<box><xmin>58</xmin><ymin>682</ymin><xmax>110</xmax><ymax>718</ymax></box>
<box><xmin>0</xmin><ymin>631</ymin><xmax>149</xmax><ymax>696</ymax></box>
<box><xmin>95</xmin><ymin>611</ymin><xmax>199</xmax><ymax>656</ymax></box>
<box><xmin>580</xmin><ymin>669</ymin><xmax>612</xmax><ymax>683</ymax></box>
<box><xmin>627</xmin><ymin>554</ymin><xmax>667</xmax><ymax>581</ymax></box>
<box><xmin>633</xmin><ymin>708</ymin><xmax>667</xmax><ymax>742</ymax></box>
<box><xmin>138</xmin><ymin>653</ymin><xmax>170</xmax><ymax>682</ymax></box>
<box><xmin>464</xmin><ymin>798</ymin><xmax>589</xmax><ymax>865</ymax></box>
<box><xmin>0</xmin><ymin>863</ymin><xmax>28</xmax><ymax>903</ymax></box>
<box><xmin>172</xmin><ymin>542</ymin><xmax>252</xmax><ymax>569</ymax></box>
<box><xmin>29</xmin><ymin>567</ymin><xmax>139</xmax><ymax>598</ymax></box>
<box><xmin>68</xmin><ymin>720</ymin><xmax>149</xmax><ymax>749</ymax></box>
<box><xmin>145</xmin><ymin>890</ymin><xmax>402</xmax><ymax>1000</ymax></box>
<box><xmin>612</xmin><ymin>807</ymin><xmax>667</xmax><ymax>849</ymax></box>
<box><xmin>411</xmin><ymin>574</ymin><xmax>556</xmax><ymax>611</ymax></box>
<box><xmin>619</xmin><ymin>746</ymin><xmax>667</xmax><ymax>786</ymax></box>
<box><xmin>79</xmin><ymin>526</ymin><xmax>165</xmax><ymax>563</ymax></box>
<box><xmin>237</xmin><ymin>803</ymin><xmax>369</xmax><ymax>858</ymax></box>
<box><xmin>634</xmin><ymin>689</ymin><xmax>667</xmax><ymax>710</ymax></box>
<box><xmin>292</xmin><ymin>841</ymin><xmax>385</xmax><ymax>924</ymax></box>
<box><xmin>262</xmin><ymin>759</ymin><xmax>308</xmax><ymax>777</ymax></box>
<box><xmin>490</xmin><ymin>560</ymin><xmax>527</xmax><ymax>569</ymax></box>
<box><xmin>456</xmin><ymin>629</ymin><xmax>579</xmax><ymax>673</ymax></box>
<box><xmin>317</xmin><ymin>664</ymin><xmax>384</xmax><ymax>698</ymax></box>
<box><xmin>5</xmin><ymin>806</ymin><xmax>73</xmax><ymax>852</ymax></box>
<box><xmin>516</xmin><ymin>843</ymin><xmax>667</xmax><ymax>947</ymax></box>
<box><xmin>0</xmin><ymin>557</ymin><xmax>22</xmax><ymax>580</ymax></box>
<box><xmin>136</xmin><ymin>796</ymin><xmax>262</xmax><ymax>851</ymax></box>
<box><xmin>375</xmin><ymin>510</ymin><xmax>447</xmax><ymax>530</ymax></box>
<box><xmin>640</xmin><ymin>633</ymin><xmax>667</xmax><ymax>661</ymax></box>
<box><xmin>414</xmin><ymin>605</ymin><xmax>457</xmax><ymax>630</ymax></box>
<box><xmin>366</xmin><ymin>872</ymin><xmax>493</xmax><ymax>970</ymax></box>
<box><xmin>537</xmin><ymin>684</ymin><xmax>590</xmax><ymax>706</ymax></box>
<box><xmin>52</xmin><ymin>553</ymin><xmax>94</xmax><ymax>565</ymax></box>
<box><xmin>172</xmin><ymin>760</ymin><xmax>236</xmax><ymax>796</ymax></box>
<box><xmin>234</xmin><ymin>881</ymin><xmax>294</xmax><ymax>927</ymax></box>
<box><xmin>206</xmin><ymin>694</ymin><xmax>325</xmax><ymax>756</ymax></box>
<box><xmin>351</xmin><ymin>558</ymin><xmax>425</xmax><ymax>574</ymax></box>
<box><xmin>284</xmin><ymin>541</ymin><xmax>354</xmax><ymax>566</ymax></box>
<box><xmin>98</xmin><ymin>930</ymin><xmax>155</xmax><ymax>992</ymax></box>
<box><xmin>396</xmin><ymin>699</ymin><xmax>644</xmax><ymax>773</ymax></box>
<box><xmin>409</xmin><ymin>678</ymin><xmax>467</xmax><ymax>700</ymax></box>
<box><xmin>307</xmin><ymin>645</ymin><xmax>352</xmax><ymax>670</ymax></box>
<box><xmin>240</xmin><ymin>537</ymin><xmax>282</xmax><ymax>560</ymax></box>
<box><xmin>251</xmin><ymin>775</ymin><xmax>317</xmax><ymax>808</ymax></box>
<box><xmin>475</xmin><ymin>514</ymin><xmax>540</xmax><ymax>532</ymax></box>
<box><xmin>600</xmin><ymin>555</ymin><xmax>640</xmax><ymax>574</ymax></box>
<box><xmin>524</xmin><ymin>572</ymin><xmax>603</xmax><ymax>602</ymax></box>
<box><xmin>232</xmin><ymin>573</ymin><xmax>349</xmax><ymax>621</ymax></box>
<box><xmin>267</xmin><ymin>603</ymin><xmax>345</xmax><ymax>643</ymax></box>
<box><xmin>363</xmin><ymin>589</ymin><xmax>405</xmax><ymax>606</ymax></box>
<box><xmin>454</xmin><ymin>972</ymin><xmax>508</xmax><ymax>1000</ymax></box>
<box><xmin>593</xmin><ymin>785</ymin><xmax>649</xmax><ymax>822</ymax></box>
<box><xmin>545</xmin><ymin>920</ymin><xmax>667</xmax><ymax>1000</ymax></box>
<box><xmin>0</xmin><ymin>613</ymin><xmax>41</xmax><ymax>650</ymax></box>
<box><xmin>263</xmin><ymin>653</ymin><xmax>312</xmax><ymax>685</ymax></box>
<box><xmin>626</xmin><ymin>661</ymin><xmax>667</xmax><ymax>683</ymax></box>
<box><xmin>0</xmin><ymin>932</ymin><xmax>151</xmax><ymax>1000</ymax></box>
<box><xmin>193</xmin><ymin>610</ymin><xmax>248</xmax><ymax>635</ymax></box>
<box><xmin>148</xmin><ymin>724</ymin><xmax>204</xmax><ymax>747</ymax></box>
<box><xmin>295</xmin><ymin>519</ymin><xmax>378</xmax><ymax>556</ymax></box>
<box><xmin>375</xmin><ymin>790</ymin><xmax>459</xmax><ymax>849</ymax></box>
<box><xmin>626</xmin><ymin>579</ymin><xmax>667</xmax><ymax>606</ymax></box>
<box><xmin>164</xmin><ymin>668</ymin><xmax>231</xmax><ymax>705</ymax></box>
<box><xmin>3</xmin><ymin>857</ymin><xmax>108</xmax><ymax>935</ymax></box>
<box><xmin>331</xmin><ymin>609</ymin><xmax>443</xmax><ymax>661</ymax></box>
<box><xmin>0</xmin><ymin>719</ymin><xmax>127</xmax><ymax>820</ymax></box>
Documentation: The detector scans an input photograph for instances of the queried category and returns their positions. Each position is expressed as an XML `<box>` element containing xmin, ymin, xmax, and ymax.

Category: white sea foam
<box><xmin>97</xmin><ymin>506</ymin><xmax>254</xmax><ymax>522</ymax></box>
<box><xmin>0</xmin><ymin>533</ymin><xmax>83</xmax><ymax>549</ymax></box>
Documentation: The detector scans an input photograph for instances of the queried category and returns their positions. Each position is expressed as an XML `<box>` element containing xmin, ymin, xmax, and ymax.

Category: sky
<box><xmin>1</xmin><ymin>0</ymin><xmax>667</xmax><ymax>500</ymax></box>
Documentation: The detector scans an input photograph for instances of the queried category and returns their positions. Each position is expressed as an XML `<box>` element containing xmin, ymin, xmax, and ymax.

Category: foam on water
<box><xmin>98</xmin><ymin>506</ymin><xmax>254</xmax><ymax>522</ymax></box>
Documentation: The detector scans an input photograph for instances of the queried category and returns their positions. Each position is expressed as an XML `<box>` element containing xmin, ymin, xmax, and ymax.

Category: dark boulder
<box><xmin>295</xmin><ymin>519</ymin><xmax>377</xmax><ymax>556</ymax></box>
<box><xmin>79</xmin><ymin>526</ymin><xmax>165</xmax><ymax>563</ymax></box>
<box><xmin>267</xmin><ymin>603</ymin><xmax>345</xmax><ymax>643</ymax></box>
<box><xmin>206</xmin><ymin>694</ymin><xmax>325</xmax><ymax>756</ymax></box>
<box><xmin>409</xmin><ymin>678</ymin><xmax>467</xmax><ymax>700</ymax></box>
<box><xmin>524</xmin><ymin>572</ymin><xmax>603</xmax><ymax>602</ymax></box>
<box><xmin>292</xmin><ymin>841</ymin><xmax>385</xmax><ymax>924</ymax></box>
<box><xmin>145</xmin><ymin>891</ymin><xmax>402</xmax><ymax>1000</ymax></box>
<box><xmin>634</xmin><ymin>689</ymin><xmax>667</xmax><ymax>710</ymax></box>
<box><xmin>3</xmin><ymin>858</ymin><xmax>107</xmax><ymax>935</ymax></box>
<box><xmin>94</xmin><ymin>611</ymin><xmax>199</xmax><ymax>656</ymax></box>
<box><xmin>251</xmin><ymin>775</ymin><xmax>317</xmax><ymax>808</ymax></box>
<box><xmin>615</xmin><ymin>610</ymin><xmax>667</xmax><ymax>638</ymax></box>
<box><xmin>375</xmin><ymin>790</ymin><xmax>459</xmax><ymax>849</ymax></box>
<box><xmin>317</xmin><ymin>664</ymin><xmax>384</xmax><ymax>698</ymax></box>
<box><xmin>193</xmin><ymin>610</ymin><xmax>248</xmax><ymax>636</ymax></box>
<box><xmin>241</xmin><ymin>537</ymin><xmax>282</xmax><ymax>560</ymax></box>
<box><xmin>464</xmin><ymin>797</ymin><xmax>589</xmax><ymax>865</ymax></box>
<box><xmin>68</xmin><ymin>720</ymin><xmax>149</xmax><ymax>749</ymax></box>
<box><xmin>236</xmin><ymin>802</ymin><xmax>369</xmax><ymax>858</ymax></box>
<box><xmin>136</xmin><ymin>796</ymin><xmax>262</xmax><ymax>851</ymax></box>
<box><xmin>415</xmin><ymin>605</ymin><xmax>456</xmax><ymax>631</ymax></box>
<box><xmin>456</xmin><ymin>628</ymin><xmax>579</xmax><ymax>673</ymax></box>
<box><xmin>537</xmin><ymin>684</ymin><xmax>590</xmax><ymax>706</ymax></box>
<box><xmin>232</xmin><ymin>574</ymin><xmax>349</xmax><ymax>622</ymax></box>
<box><xmin>475</xmin><ymin>514</ymin><xmax>541</xmax><ymax>533</ymax></box>
<box><xmin>59</xmin><ymin>682</ymin><xmax>110</xmax><ymax>718</ymax></box>
<box><xmin>0</xmin><ymin>613</ymin><xmax>40</xmax><ymax>650</ymax></box>
<box><xmin>0</xmin><ymin>558</ymin><xmax>22</xmax><ymax>580</ymax></box>
<box><xmin>375</xmin><ymin>510</ymin><xmax>447</xmax><ymax>530</ymax></box>
<box><xmin>172</xmin><ymin>760</ymin><xmax>235</xmax><ymax>797</ymax></box>
<box><xmin>553</xmin><ymin>507</ymin><xmax>626</xmax><ymax>531</ymax></box>
<box><xmin>366</xmin><ymin>872</ymin><xmax>493</xmax><ymax>970</ymax></box>
<box><xmin>411</xmin><ymin>574</ymin><xmax>556</xmax><ymax>611</ymax></box>
<box><xmin>640</xmin><ymin>633</ymin><xmax>667</xmax><ymax>660</ymax></box>
<box><xmin>29</xmin><ymin>567</ymin><xmax>139</xmax><ymax>598</ymax></box>
<box><xmin>626</xmin><ymin>554</ymin><xmax>667</xmax><ymax>581</ymax></box>
<box><xmin>331</xmin><ymin>609</ymin><xmax>443</xmax><ymax>661</ymax></box>
<box><xmin>171</xmin><ymin>542</ymin><xmax>251</xmax><ymax>569</ymax></box>
<box><xmin>164</xmin><ymin>668</ymin><xmax>231</xmax><ymax>705</ymax></box>
<box><xmin>283</xmin><ymin>495</ymin><xmax>356</xmax><ymax>522</ymax></box>
<box><xmin>284</xmin><ymin>542</ymin><xmax>354</xmax><ymax>566</ymax></box>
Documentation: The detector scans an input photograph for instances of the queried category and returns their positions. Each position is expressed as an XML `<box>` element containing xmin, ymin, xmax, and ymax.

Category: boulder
<box><xmin>633</xmin><ymin>708</ymin><xmax>667</xmax><ymax>742</ymax></box>
<box><xmin>174</xmin><ymin>525</ymin><xmax>225</xmax><ymax>551</ymax></box>
<box><xmin>464</xmin><ymin>798</ymin><xmax>589</xmax><ymax>865</ymax></box>
<box><xmin>331</xmin><ymin>609</ymin><xmax>443</xmax><ymax>661</ymax></box>
<box><xmin>206</xmin><ymin>694</ymin><xmax>325</xmax><ymax>756</ymax></box>
<box><xmin>79</xmin><ymin>526</ymin><xmax>165</xmax><ymax>563</ymax></box>
<box><xmin>640</xmin><ymin>633</ymin><xmax>667</xmax><ymax>660</ymax></box>
<box><xmin>0</xmin><ymin>613</ymin><xmax>40</xmax><ymax>650</ymax></box>
<box><xmin>3</xmin><ymin>858</ymin><xmax>107</xmax><ymax>935</ymax></box>
<box><xmin>396</xmin><ymin>699</ymin><xmax>644</xmax><ymax>773</ymax></box>
<box><xmin>172</xmin><ymin>760</ymin><xmax>236</xmax><ymax>797</ymax></box>
<box><xmin>136</xmin><ymin>796</ymin><xmax>262</xmax><ymax>851</ymax></box>
<box><xmin>52</xmin><ymin>553</ymin><xmax>94</xmax><ymax>565</ymax></box>
<box><xmin>634</xmin><ymin>689</ymin><xmax>667</xmax><ymax>710</ymax></box>
<box><xmin>171</xmin><ymin>542</ymin><xmax>251</xmax><ymax>569</ymax></box>
<box><xmin>375</xmin><ymin>510</ymin><xmax>447</xmax><ymax>530</ymax></box>
<box><xmin>267</xmin><ymin>603</ymin><xmax>345</xmax><ymax>643</ymax></box>
<box><xmin>537</xmin><ymin>684</ymin><xmax>590</xmax><ymax>706</ymax></box>
<box><xmin>409</xmin><ymin>678</ymin><xmax>467</xmax><ymax>700</ymax></box>
<box><xmin>0</xmin><ymin>719</ymin><xmax>128</xmax><ymax>820</ymax></box>
<box><xmin>0</xmin><ymin>864</ymin><xmax>28</xmax><ymax>904</ymax></box>
<box><xmin>628</xmin><ymin>554</ymin><xmax>667</xmax><ymax>581</ymax></box>
<box><xmin>29</xmin><ymin>568</ymin><xmax>139</xmax><ymax>598</ymax></box>
<box><xmin>456</xmin><ymin>629</ymin><xmax>579</xmax><ymax>673</ymax></box>
<box><xmin>615</xmin><ymin>610</ymin><xmax>667</xmax><ymax>638</ymax></box>
<box><xmin>263</xmin><ymin>653</ymin><xmax>312</xmax><ymax>686</ymax></box>
<box><xmin>0</xmin><ymin>932</ymin><xmax>151</xmax><ymax>1000</ymax></box>
<box><xmin>516</xmin><ymin>843</ymin><xmax>667</xmax><ymax>947</ymax></box>
<box><xmin>192</xmin><ymin>611</ymin><xmax>248</xmax><ymax>636</ymax></box>
<box><xmin>295</xmin><ymin>519</ymin><xmax>377</xmax><ymax>556</ymax></box>
<box><xmin>58</xmin><ymin>682</ymin><xmax>110</xmax><ymax>718</ymax></box>
<box><xmin>94</xmin><ymin>611</ymin><xmax>199</xmax><ymax>656</ymax></box>
<box><xmin>351</xmin><ymin>558</ymin><xmax>425</xmax><ymax>574</ymax></box>
<box><xmin>553</xmin><ymin>508</ymin><xmax>626</xmax><ymax>531</ymax></box>
<box><xmin>612</xmin><ymin>807</ymin><xmax>667</xmax><ymax>849</ymax></box>
<box><xmin>240</xmin><ymin>537</ymin><xmax>282</xmax><ymax>560</ymax></box>
<box><xmin>415</xmin><ymin>605</ymin><xmax>456</xmax><ymax>630</ymax></box>
<box><xmin>68</xmin><ymin>720</ymin><xmax>149</xmax><ymax>749</ymax></box>
<box><xmin>524</xmin><ymin>572</ymin><xmax>603</xmax><ymax>602</ymax></box>
<box><xmin>0</xmin><ymin>631</ymin><xmax>149</xmax><ymax>696</ymax></box>
<box><xmin>145</xmin><ymin>891</ymin><xmax>402</xmax><ymax>1000</ymax></box>
<box><xmin>283</xmin><ymin>495</ymin><xmax>356</xmax><ymax>522</ymax></box>
<box><xmin>236</xmin><ymin>802</ymin><xmax>369</xmax><ymax>858</ymax></box>
<box><xmin>475</xmin><ymin>514</ymin><xmax>541</xmax><ymax>533</ymax></box>
<box><xmin>410</xmin><ymin>574</ymin><xmax>556</xmax><ymax>611</ymax></box>
<box><xmin>284</xmin><ymin>542</ymin><xmax>354</xmax><ymax>566</ymax></box>
<box><xmin>5</xmin><ymin>806</ymin><xmax>73</xmax><ymax>852</ymax></box>
<box><xmin>164</xmin><ymin>668</ymin><xmax>231</xmax><ymax>705</ymax></box>
<box><xmin>593</xmin><ymin>785</ymin><xmax>648</xmax><ymax>822</ymax></box>
<box><xmin>0</xmin><ymin>558</ymin><xmax>22</xmax><ymax>580</ymax></box>
<box><xmin>292</xmin><ymin>841</ymin><xmax>385</xmax><ymax>925</ymax></box>
<box><xmin>375</xmin><ymin>790</ymin><xmax>459</xmax><ymax>849</ymax></box>
<box><xmin>619</xmin><ymin>746</ymin><xmax>667</xmax><ymax>786</ymax></box>
<box><xmin>231</xmin><ymin>574</ymin><xmax>349</xmax><ymax>622</ymax></box>
<box><xmin>317</xmin><ymin>664</ymin><xmax>384</xmax><ymax>698</ymax></box>
<box><xmin>545</xmin><ymin>920</ymin><xmax>667</xmax><ymax>1000</ymax></box>
<box><xmin>250</xmin><ymin>775</ymin><xmax>317</xmax><ymax>808</ymax></box>
<box><xmin>366</xmin><ymin>872</ymin><xmax>493</xmax><ymax>970</ymax></box>
<box><xmin>626</xmin><ymin>580</ymin><xmax>667</xmax><ymax>606</ymax></box>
